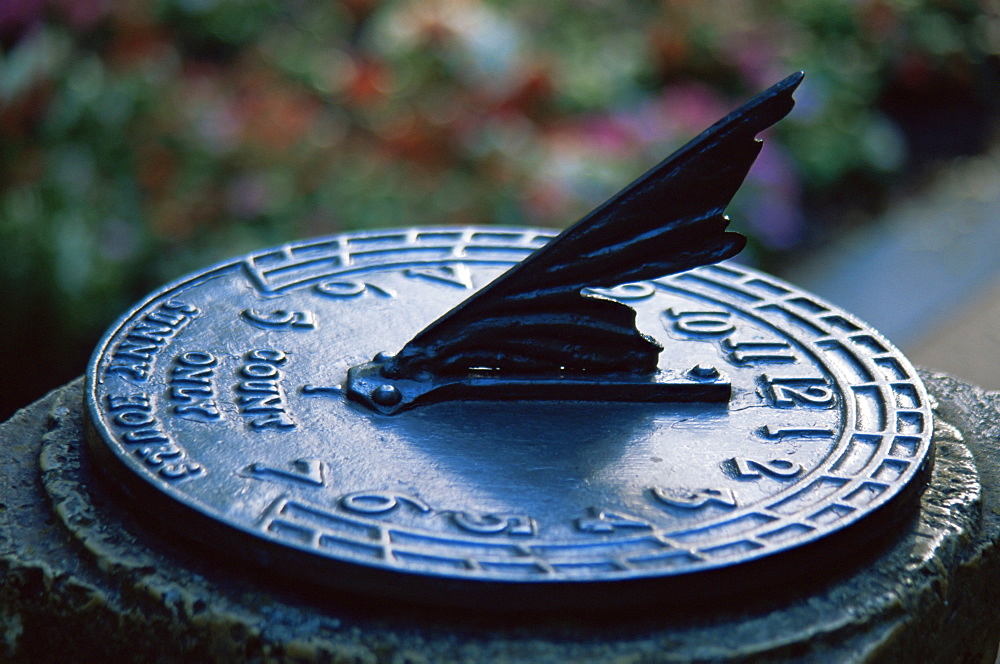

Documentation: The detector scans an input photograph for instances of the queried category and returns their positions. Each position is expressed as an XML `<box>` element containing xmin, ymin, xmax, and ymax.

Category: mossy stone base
<box><xmin>2</xmin><ymin>373</ymin><xmax>1000</xmax><ymax>662</ymax></box>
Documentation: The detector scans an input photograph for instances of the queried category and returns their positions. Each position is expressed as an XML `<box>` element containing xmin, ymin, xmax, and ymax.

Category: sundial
<box><xmin>84</xmin><ymin>72</ymin><xmax>933</xmax><ymax>611</ymax></box>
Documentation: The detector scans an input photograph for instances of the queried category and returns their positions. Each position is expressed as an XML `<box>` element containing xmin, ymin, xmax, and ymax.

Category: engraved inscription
<box><xmin>762</xmin><ymin>375</ymin><xmax>836</xmax><ymax>408</ymax></box>
<box><xmin>576</xmin><ymin>508</ymin><xmax>652</xmax><ymax>534</ymax></box>
<box><xmin>663</xmin><ymin>309</ymin><xmax>800</xmax><ymax>366</ymax></box>
<box><xmin>650</xmin><ymin>487</ymin><xmax>738</xmax><ymax>510</ymax></box>
<box><xmin>451</xmin><ymin>512</ymin><xmax>537</xmax><ymax>537</ymax></box>
<box><xmin>244</xmin><ymin>458</ymin><xmax>325</xmax><ymax>486</ymax></box>
<box><xmin>404</xmin><ymin>264</ymin><xmax>474</xmax><ymax>289</ymax></box>
<box><xmin>722</xmin><ymin>338</ymin><xmax>796</xmax><ymax>365</ymax></box>
<box><xmin>241</xmin><ymin>309</ymin><xmax>316</xmax><ymax>330</ymax></box>
<box><xmin>728</xmin><ymin>457</ymin><xmax>803</xmax><ymax>479</ymax></box>
<box><xmin>315</xmin><ymin>280</ymin><xmax>395</xmax><ymax>299</ymax></box>
<box><xmin>583</xmin><ymin>282</ymin><xmax>656</xmax><ymax>301</ymax></box>
<box><xmin>236</xmin><ymin>350</ymin><xmax>295</xmax><ymax>430</ymax></box>
<box><xmin>760</xmin><ymin>425</ymin><xmax>835</xmax><ymax>439</ymax></box>
<box><xmin>106</xmin><ymin>393</ymin><xmax>203</xmax><ymax>480</ymax></box>
<box><xmin>664</xmin><ymin>309</ymin><xmax>735</xmax><ymax>338</ymax></box>
<box><xmin>335</xmin><ymin>490</ymin><xmax>540</xmax><ymax>538</ymax></box>
<box><xmin>339</xmin><ymin>492</ymin><xmax>431</xmax><ymax>515</ymax></box>
<box><xmin>107</xmin><ymin>301</ymin><xmax>198</xmax><ymax>381</ymax></box>
<box><xmin>169</xmin><ymin>351</ymin><xmax>221</xmax><ymax>421</ymax></box>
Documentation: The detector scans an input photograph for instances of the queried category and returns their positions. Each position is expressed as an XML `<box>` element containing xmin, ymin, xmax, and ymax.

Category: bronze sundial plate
<box><xmin>85</xmin><ymin>227</ymin><xmax>933</xmax><ymax>610</ymax></box>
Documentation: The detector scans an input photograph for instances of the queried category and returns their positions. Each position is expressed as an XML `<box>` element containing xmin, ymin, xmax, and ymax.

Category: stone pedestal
<box><xmin>2</xmin><ymin>372</ymin><xmax>1000</xmax><ymax>663</ymax></box>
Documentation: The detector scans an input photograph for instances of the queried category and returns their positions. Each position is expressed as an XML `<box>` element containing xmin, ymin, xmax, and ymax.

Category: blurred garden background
<box><xmin>1</xmin><ymin>0</ymin><xmax>998</xmax><ymax>419</ymax></box>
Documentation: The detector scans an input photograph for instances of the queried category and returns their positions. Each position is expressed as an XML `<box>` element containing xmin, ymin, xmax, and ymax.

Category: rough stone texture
<box><xmin>2</xmin><ymin>373</ymin><xmax>1000</xmax><ymax>663</ymax></box>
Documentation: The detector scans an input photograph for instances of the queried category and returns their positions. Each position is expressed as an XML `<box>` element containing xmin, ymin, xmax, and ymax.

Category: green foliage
<box><xmin>0</xmin><ymin>0</ymin><xmax>997</xmax><ymax>414</ymax></box>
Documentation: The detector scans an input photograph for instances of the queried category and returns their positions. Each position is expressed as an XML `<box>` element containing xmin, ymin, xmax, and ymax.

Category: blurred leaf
<box><xmin>0</xmin><ymin>0</ymin><xmax>998</xmax><ymax>417</ymax></box>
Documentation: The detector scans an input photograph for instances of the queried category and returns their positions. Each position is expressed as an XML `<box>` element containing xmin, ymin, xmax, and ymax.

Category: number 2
<box><xmin>576</xmin><ymin>508</ymin><xmax>652</xmax><ymax>533</ymax></box>
<box><xmin>728</xmin><ymin>457</ymin><xmax>802</xmax><ymax>479</ymax></box>
<box><xmin>763</xmin><ymin>375</ymin><xmax>835</xmax><ymax>408</ymax></box>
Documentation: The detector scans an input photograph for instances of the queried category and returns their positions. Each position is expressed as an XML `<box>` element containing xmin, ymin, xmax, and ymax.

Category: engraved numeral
<box><xmin>241</xmin><ymin>309</ymin><xmax>316</xmax><ymax>330</ymax></box>
<box><xmin>664</xmin><ymin>309</ymin><xmax>735</xmax><ymax>338</ymax></box>
<box><xmin>649</xmin><ymin>487</ymin><xmax>738</xmax><ymax>510</ymax></box>
<box><xmin>722</xmin><ymin>339</ymin><xmax>796</xmax><ymax>364</ymax></box>
<box><xmin>339</xmin><ymin>492</ymin><xmax>431</xmax><ymax>515</ymax></box>
<box><xmin>763</xmin><ymin>375</ymin><xmax>835</xmax><ymax>408</ymax></box>
<box><xmin>451</xmin><ymin>512</ymin><xmax>537</xmax><ymax>537</ymax></box>
<box><xmin>728</xmin><ymin>457</ymin><xmax>802</xmax><ymax>479</ymax></box>
<box><xmin>760</xmin><ymin>425</ymin><xmax>835</xmax><ymax>439</ymax></box>
<box><xmin>576</xmin><ymin>508</ymin><xmax>652</xmax><ymax>534</ymax></box>
<box><xmin>158</xmin><ymin>461</ymin><xmax>204</xmax><ymax>480</ymax></box>
<box><xmin>404</xmin><ymin>264</ymin><xmax>474</xmax><ymax>289</ymax></box>
<box><xmin>314</xmin><ymin>280</ymin><xmax>395</xmax><ymax>299</ymax></box>
<box><xmin>584</xmin><ymin>282</ymin><xmax>656</xmax><ymax>301</ymax></box>
<box><xmin>244</xmin><ymin>458</ymin><xmax>325</xmax><ymax>487</ymax></box>
<box><xmin>134</xmin><ymin>443</ymin><xmax>183</xmax><ymax>465</ymax></box>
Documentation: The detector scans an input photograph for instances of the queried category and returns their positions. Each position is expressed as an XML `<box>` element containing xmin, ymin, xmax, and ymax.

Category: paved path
<box><xmin>782</xmin><ymin>149</ymin><xmax>1000</xmax><ymax>391</ymax></box>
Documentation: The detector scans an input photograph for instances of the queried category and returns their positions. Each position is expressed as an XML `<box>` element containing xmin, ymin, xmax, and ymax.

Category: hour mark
<box><xmin>301</xmin><ymin>384</ymin><xmax>343</xmax><ymax>398</ymax></box>
<box><xmin>760</xmin><ymin>425</ymin><xmax>835</xmax><ymax>439</ymax></box>
<box><xmin>650</xmin><ymin>487</ymin><xmax>738</xmax><ymax>510</ymax></box>
<box><xmin>728</xmin><ymin>457</ymin><xmax>802</xmax><ymax>479</ymax></box>
<box><xmin>315</xmin><ymin>280</ymin><xmax>395</xmax><ymax>299</ymax></box>
<box><xmin>664</xmin><ymin>309</ymin><xmax>735</xmax><ymax>338</ymax></box>
<box><xmin>763</xmin><ymin>375</ymin><xmax>836</xmax><ymax>408</ymax></box>
<box><xmin>576</xmin><ymin>508</ymin><xmax>652</xmax><ymax>534</ymax></box>
<box><xmin>722</xmin><ymin>339</ymin><xmax>796</xmax><ymax>364</ymax></box>
<box><xmin>243</xmin><ymin>458</ymin><xmax>325</xmax><ymax>487</ymax></box>
<box><xmin>404</xmin><ymin>264</ymin><xmax>474</xmax><ymax>289</ymax></box>
<box><xmin>340</xmin><ymin>492</ymin><xmax>431</xmax><ymax>515</ymax></box>
<box><xmin>450</xmin><ymin>512</ymin><xmax>537</xmax><ymax>537</ymax></box>
<box><xmin>584</xmin><ymin>282</ymin><xmax>656</xmax><ymax>301</ymax></box>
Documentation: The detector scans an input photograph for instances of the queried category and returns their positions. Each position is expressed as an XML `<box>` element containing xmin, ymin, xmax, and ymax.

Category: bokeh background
<box><xmin>2</xmin><ymin>0</ymin><xmax>998</xmax><ymax>420</ymax></box>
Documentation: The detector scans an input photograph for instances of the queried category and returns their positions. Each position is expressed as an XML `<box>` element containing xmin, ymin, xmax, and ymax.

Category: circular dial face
<box><xmin>86</xmin><ymin>228</ymin><xmax>933</xmax><ymax>608</ymax></box>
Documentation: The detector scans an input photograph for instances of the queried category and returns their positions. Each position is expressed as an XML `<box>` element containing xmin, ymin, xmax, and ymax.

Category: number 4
<box><xmin>576</xmin><ymin>508</ymin><xmax>652</xmax><ymax>533</ymax></box>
